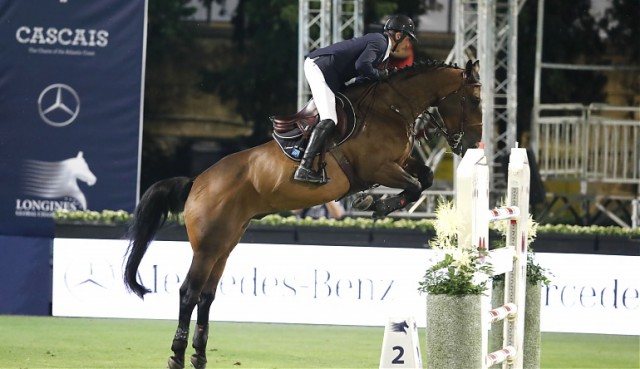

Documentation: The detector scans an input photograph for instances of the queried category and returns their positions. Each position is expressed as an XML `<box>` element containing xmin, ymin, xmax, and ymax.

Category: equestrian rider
<box><xmin>294</xmin><ymin>15</ymin><xmax>417</xmax><ymax>184</ymax></box>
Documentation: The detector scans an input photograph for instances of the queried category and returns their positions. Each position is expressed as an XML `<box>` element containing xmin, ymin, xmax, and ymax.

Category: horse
<box><xmin>23</xmin><ymin>151</ymin><xmax>96</xmax><ymax>210</ymax></box>
<box><xmin>124</xmin><ymin>59</ymin><xmax>483</xmax><ymax>369</ymax></box>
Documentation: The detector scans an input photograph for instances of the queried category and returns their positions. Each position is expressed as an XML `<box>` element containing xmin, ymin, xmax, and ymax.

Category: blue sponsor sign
<box><xmin>0</xmin><ymin>0</ymin><xmax>146</xmax><ymax>236</ymax></box>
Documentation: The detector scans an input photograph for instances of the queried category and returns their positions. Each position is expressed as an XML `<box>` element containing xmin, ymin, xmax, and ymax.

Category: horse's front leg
<box><xmin>403</xmin><ymin>156</ymin><xmax>434</xmax><ymax>198</ymax></box>
<box><xmin>353</xmin><ymin>158</ymin><xmax>433</xmax><ymax>217</ymax></box>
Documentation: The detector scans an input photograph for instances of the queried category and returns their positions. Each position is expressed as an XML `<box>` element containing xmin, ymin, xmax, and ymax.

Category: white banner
<box><xmin>52</xmin><ymin>239</ymin><xmax>640</xmax><ymax>335</ymax></box>
<box><xmin>52</xmin><ymin>239</ymin><xmax>429</xmax><ymax>327</ymax></box>
<box><xmin>535</xmin><ymin>253</ymin><xmax>639</xmax><ymax>335</ymax></box>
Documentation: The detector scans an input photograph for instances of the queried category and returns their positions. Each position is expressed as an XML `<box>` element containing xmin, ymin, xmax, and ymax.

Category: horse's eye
<box><xmin>470</xmin><ymin>97</ymin><xmax>481</xmax><ymax>106</ymax></box>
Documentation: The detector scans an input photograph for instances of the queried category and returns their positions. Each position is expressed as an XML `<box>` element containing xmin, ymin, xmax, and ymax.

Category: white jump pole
<box><xmin>455</xmin><ymin>143</ymin><xmax>530</xmax><ymax>369</ymax></box>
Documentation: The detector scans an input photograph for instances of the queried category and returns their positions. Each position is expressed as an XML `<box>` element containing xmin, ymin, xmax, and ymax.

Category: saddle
<box><xmin>270</xmin><ymin>92</ymin><xmax>356</xmax><ymax>161</ymax></box>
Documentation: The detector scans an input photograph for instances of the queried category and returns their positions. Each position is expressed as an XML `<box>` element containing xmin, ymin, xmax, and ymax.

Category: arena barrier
<box><xmin>455</xmin><ymin>144</ymin><xmax>531</xmax><ymax>369</ymax></box>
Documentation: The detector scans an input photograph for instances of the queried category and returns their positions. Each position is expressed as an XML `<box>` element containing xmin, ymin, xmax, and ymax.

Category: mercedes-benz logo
<box><xmin>38</xmin><ymin>83</ymin><xmax>80</xmax><ymax>127</ymax></box>
<box><xmin>64</xmin><ymin>260</ymin><xmax>116</xmax><ymax>293</ymax></box>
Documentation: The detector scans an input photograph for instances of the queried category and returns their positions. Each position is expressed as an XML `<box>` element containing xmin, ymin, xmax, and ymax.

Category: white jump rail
<box><xmin>456</xmin><ymin>144</ymin><xmax>531</xmax><ymax>369</ymax></box>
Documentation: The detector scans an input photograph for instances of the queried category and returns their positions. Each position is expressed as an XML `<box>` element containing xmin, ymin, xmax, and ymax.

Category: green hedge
<box><xmin>53</xmin><ymin>210</ymin><xmax>640</xmax><ymax>237</ymax></box>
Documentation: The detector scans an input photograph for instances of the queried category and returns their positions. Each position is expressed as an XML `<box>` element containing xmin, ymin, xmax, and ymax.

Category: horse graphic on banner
<box><xmin>23</xmin><ymin>151</ymin><xmax>97</xmax><ymax>210</ymax></box>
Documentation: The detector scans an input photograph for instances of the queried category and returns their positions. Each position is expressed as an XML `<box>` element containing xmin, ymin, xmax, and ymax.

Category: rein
<box><xmin>384</xmin><ymin>78</ymin><xmax>419</xmax><ymax>131</ymax></box>
<box><xmin>428</xmin><ymin>71</ymin><xmax>482</xmax><ymax>154</ymax></box>
<box><xmin>349</xmin><ymin>65</ymin><xmax>481</xmax><ymax>155</ymax></box>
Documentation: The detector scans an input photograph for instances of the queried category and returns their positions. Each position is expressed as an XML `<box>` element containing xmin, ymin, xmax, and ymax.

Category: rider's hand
<box><xmin>378</xmin><ymin>69</ymin><xmax>390</xmax><ymax>80</ymax></box>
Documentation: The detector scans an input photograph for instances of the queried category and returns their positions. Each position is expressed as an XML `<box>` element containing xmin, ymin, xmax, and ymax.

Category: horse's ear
<box><xmin>465</xmin><ymin>60</ymin><xmax>481</xmax><ymax>84</ymax></box>
<box><xmin>465</xmin><ymin>60</ymin><xmax>473</xmax><ymax>71</ymax></box>
<box><xmin>77</xmin><ymin>151</ymin><xmax>83</xmax><ymax>158</ymax></box>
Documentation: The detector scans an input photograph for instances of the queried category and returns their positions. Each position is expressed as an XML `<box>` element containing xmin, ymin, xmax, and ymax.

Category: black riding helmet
<box><xmin>384</xmin><ymin>15</ymin><xmax>417</xmax><ymax>41</ymax></box>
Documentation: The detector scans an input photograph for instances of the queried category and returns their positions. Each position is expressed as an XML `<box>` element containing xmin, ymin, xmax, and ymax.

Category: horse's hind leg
<box><xmin>168</xmin><ymin>253</ymin><xmax>217</xmax><ymax>369</ymax></box>
<box><xmin>190</xmin><ymin>257</ymin><xmax>228</xmax><ymax>369</ymax></box>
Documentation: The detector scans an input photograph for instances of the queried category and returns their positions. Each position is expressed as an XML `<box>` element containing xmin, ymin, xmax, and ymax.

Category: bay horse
<box><xmin>124</xmin><ymin>59</ymin><xmax>483</xmax><ymax>369</ymax></box>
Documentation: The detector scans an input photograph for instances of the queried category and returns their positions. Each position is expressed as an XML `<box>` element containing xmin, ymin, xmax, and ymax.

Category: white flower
<box><xmin>431</xmin><ymin>200</ymin><xmax>463</xmax><ymax>251</ymax></box>
<box><xmin>450</xmin><ymin>248</ymin><xmax>472</xmax><ymax>269</ymax></box>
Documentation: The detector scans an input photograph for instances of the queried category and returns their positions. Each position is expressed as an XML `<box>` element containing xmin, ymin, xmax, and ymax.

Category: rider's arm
<box><xmin>354</xmin><ymin>37</ymin><xmax>387</xmax><ymax>81</ymax></box>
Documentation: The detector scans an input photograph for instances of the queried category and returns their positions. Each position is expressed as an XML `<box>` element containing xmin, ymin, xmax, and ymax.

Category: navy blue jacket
<box><xmin>307</xmin><ymin>32</ymin><xmax>389</xmax><ymax>91</ymax></box>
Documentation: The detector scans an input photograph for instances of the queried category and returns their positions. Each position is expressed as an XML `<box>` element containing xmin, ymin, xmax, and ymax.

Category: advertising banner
<box><xmin>0</xmin><ymin>0</ymin><xmax>146</xmax><ymax>236</ymax></box>
<box><xmin>52</xmin><ymin>239</ymin><xmax>640</xmax><ymax>335</ymax></box>
<box><xmin>53</xmin><ymin>240</ymin><xmax>428</xmax><ymax>327</ymax></box>
<box><xmin>535</xmin><ymin>253</ymin><xmax>640</xmax><ymax>335</ymax></box>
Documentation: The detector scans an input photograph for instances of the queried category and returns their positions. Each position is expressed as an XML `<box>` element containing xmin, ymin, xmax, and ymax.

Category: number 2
<box><xmin>392</xmin><ymin>345</ymin><xmax>405</xmax><ymax>364</ymax></box>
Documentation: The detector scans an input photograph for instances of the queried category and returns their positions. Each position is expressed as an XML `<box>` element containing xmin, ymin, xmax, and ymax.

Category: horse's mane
<box><xmin>347</xmin><ymin>59</ymin><xmax>462</xmax><ymax>91</ymax></box>
<box><xmin>390</xmin><ymin>59</ymin><xmax>462</xmax><ymax>75</ymax></box>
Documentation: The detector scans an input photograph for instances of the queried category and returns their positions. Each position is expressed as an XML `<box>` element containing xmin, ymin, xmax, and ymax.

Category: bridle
<box><xmin>426</xmin><ymin>71</ymin><xmax>482</xmax><ymax>155</ymax></box>
<box><xmin>355</xmin><ymin>67</ymin><xmax>482</xmax><ymax>155</ymax></box>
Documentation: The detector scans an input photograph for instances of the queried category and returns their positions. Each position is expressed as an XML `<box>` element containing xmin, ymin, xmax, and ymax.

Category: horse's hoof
<box><xmin>167</xmin><ymin>356</ymin><xmax>185</xmax><ymax>369</ymax></box>
<box><xmin>191</xmin><ymin>354</ymin><xmax>207</xmax><ymax>369</ymax></box>
<box><xmin>352</xmin><ymin>194</ymin><xmax>374</xmax><ymax>211</ymax></box>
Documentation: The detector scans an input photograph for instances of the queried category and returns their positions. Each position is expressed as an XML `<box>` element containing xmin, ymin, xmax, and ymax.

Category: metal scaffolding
<box><xmin>531</xmin><ymin>0</ymin><xmax>640</xmax><ymax>228</ymax></box>
<box><xmin>452</xmin><ymin>0</ymin><xmax>524</xmax><ymax>197</ymax></box>
<box><xmin>297</xmin><ymin>0</ymin><xmax>524</xmax><ymax>218</ymax></box>
<box><xmin>297</xmin><ymin>0</ymin><xmax>363</xmax><ymax>109</ymax></box>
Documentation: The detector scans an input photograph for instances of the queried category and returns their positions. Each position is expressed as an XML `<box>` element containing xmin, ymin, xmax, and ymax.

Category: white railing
<box><xmin>532</xmin><ymin>103</ymin><xmax>640</xmax><ymax>228</ymax></box>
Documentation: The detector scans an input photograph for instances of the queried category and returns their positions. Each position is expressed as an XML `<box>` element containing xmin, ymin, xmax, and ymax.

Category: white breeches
<box><xmin>304</xmin><ymin>57</ymin><xmax>337</xmax><ymax>124</ymax></box>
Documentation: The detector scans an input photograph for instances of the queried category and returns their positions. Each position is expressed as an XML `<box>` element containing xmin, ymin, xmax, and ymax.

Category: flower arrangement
<box><xmin>417</xmin><ymin>200</ymin><xmax>492</xmax><ymax>296</ymax></box>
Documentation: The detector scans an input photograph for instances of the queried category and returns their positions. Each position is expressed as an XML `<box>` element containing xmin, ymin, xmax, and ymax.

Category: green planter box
<box><xmin>426</xmin><ymin>294</ymin><xmax>483</xmax><ymax>369</ymax></box>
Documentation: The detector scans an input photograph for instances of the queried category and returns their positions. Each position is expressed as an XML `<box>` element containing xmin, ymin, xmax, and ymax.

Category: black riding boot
<box><xmin>294</xmin><ymin>119</ymin><xmax>335</xmax><ymax>184</ymax></box>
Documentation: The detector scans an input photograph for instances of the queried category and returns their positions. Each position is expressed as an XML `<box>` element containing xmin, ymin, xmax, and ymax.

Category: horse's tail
<box><xmin>124</xmin><ymin>176</ymin><xmax>194</xmax><ymax>299</ymax></box>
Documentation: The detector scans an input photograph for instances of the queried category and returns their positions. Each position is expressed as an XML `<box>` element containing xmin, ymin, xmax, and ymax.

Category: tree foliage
<box><xmin>599</xmin><ymin>0</ymin><xmax>640</xmax><ymax>60</ymax></box>
<box><xmin>146</xmin><ymin>0</ymin><xmax>196</xmax><ymax>62</ymax></box>
<box><xmin>198</xmin><ymin>0</ymin><xmax>298</xmax><ymax>145</ymax></box>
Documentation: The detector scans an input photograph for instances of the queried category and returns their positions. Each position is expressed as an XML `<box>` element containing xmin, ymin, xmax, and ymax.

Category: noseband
<box><xmin>428</xmin><ymin>71</ymin><xmax>482</xmax><ymax>155</ymax></box>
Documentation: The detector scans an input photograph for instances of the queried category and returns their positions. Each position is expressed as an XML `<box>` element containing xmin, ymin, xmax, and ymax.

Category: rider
<box><xmin>294</xmin><ymin>15</ymin><xmax>417</xmax><ymax>184</ymax></box>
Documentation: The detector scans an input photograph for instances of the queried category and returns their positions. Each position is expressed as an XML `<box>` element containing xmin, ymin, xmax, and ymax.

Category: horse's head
<box><xmin>435</xmin><ymin>60</ymin><xmax>483</xmax><ymax>156</ymax></box>
<box><xmin>69</xmin><ymin>152</ymin><xmax>97</xmax><ymax>186</ymax></box>
<box><xmin>345</xmin><ymin>59</ymin><xmax>483</xmax><ymax>156</ymax></box>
